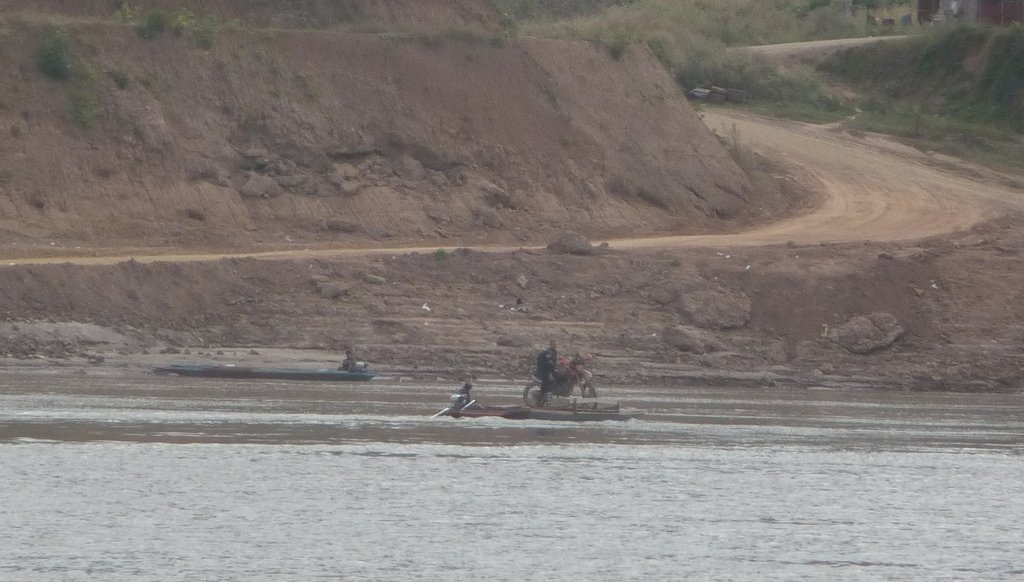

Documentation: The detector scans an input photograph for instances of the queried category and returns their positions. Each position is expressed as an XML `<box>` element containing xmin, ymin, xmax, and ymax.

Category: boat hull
<box><xmin>451</xmin><ymin>406</ymin><xmax>532</xmax><ymax>419</ymax></box>
<box><xmin>527</xmin><ymin>408</ymin><xmax>632</xmax><ymax>422</ymax></box>
<box><xmin>154</xmin><ymin>363</ymin><xmax>376</xmax><ymax>382</ymax></box>
<box><xmin>445</xmin><ymin>402</ymin><xmax>631</xmax><ymax>422</ymax></box>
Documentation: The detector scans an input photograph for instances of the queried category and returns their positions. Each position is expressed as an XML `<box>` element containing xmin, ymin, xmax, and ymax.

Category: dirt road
<box><xmin>613</xmin><ymin>109</ymin><xmax>1023</xmax><ymax>249</ymax></box>
<box><xmin>732</xmin><ymin>35</ymin><xmax>909</xmax><ymax>67</ymax></box>
<box><xmin>3</xmin><ymin>109</ymin><xmax>1022</xmax><ymax>266</ymax></box>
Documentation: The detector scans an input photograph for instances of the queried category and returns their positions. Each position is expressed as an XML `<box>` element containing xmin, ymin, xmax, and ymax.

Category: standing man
<box><xmin>535</xmin><ymin>339</ymin><xmax>558</xmax><ymax>395</ymax></box>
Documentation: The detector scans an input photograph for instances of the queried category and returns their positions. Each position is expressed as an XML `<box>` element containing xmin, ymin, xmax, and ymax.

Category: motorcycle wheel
<box><xmin>522</xmin><ymin>381</ymin><xmax>547</xmax><ymax>408</ymax></box>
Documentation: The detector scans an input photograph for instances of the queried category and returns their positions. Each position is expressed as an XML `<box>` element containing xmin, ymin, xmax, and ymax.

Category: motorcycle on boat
<box><xmin>523</xmin><ymin>353</ymin><xmax>597</xmax><ymax>408</ymax></box>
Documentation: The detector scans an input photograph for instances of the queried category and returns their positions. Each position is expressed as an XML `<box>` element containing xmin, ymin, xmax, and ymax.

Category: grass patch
<box><xmin>137</xmin><ymin>8</ymin><xmax>219</xmax><ymax>48</ymax></box>
<box><xmin>509</xmin><ymin>1</ymin><xmax>874</xmax><ymax>116</ymax></box>
<box><xmin>69</xmin><ymin>65</ymin><xmax>100</xmax><ymax>128</ymax></box>
<box><xmin>112</xmin><ymin>1</ymin><xmax>137</xmax><ymax>23</ymax></box>
<box><xmin>821</xmin><ymin>25</ymin><xmax>1024</xmax><ymax>131</ymax></box>
<box><xmin>816</xmin><ymin>25</ymin><xmax>1024</xmax><ymax>173</ymax></box>
<box><xmin>293</xmin><ymin>73</ymin><xmax>321</xmax><ymax>101</ymax></box>
<box><xmin>413</xmin><ymin>29</ymin><xmax>497</xmax><ymax>48</ymax></box>
<box><xmin>191</xmin><ymin>15</ymin><xmax>220</xmax><ymax>49</ymax></box>
<box><xmin>33</xmin><ymin>26</ymin><xmax>103</xmax><ymax>128</ymax></box>
<box><xmin>680</xmin><ymin>49</ymin><xmax>850</xmax><ymax>120</ymax></box>
<box><xmin>847</xmin><ymin>107</ymin><xmax>1024</xmax><ymax>173</ymax></box>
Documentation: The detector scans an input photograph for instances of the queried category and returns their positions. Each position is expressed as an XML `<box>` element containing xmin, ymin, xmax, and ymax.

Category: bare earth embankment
<box><xmin>0</xmin><ymin>7</ymin><xmax>1022</xmax><ymax>391</ymax></box>
<box><xmin>3</xmin><ymin>107</ymin><xmax>1023</xmax><ymax>391</ymax></box>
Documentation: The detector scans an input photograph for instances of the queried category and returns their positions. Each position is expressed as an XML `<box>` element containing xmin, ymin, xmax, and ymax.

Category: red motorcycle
<box><xmin>522</xmin><ymin>354</ymin><xmax>597</xmax><ymax>408</ymax></box>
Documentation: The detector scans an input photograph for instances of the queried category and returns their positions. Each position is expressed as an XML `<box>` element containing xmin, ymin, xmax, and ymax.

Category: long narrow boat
<box><xmin>450</xmin><ymin>405</ymin><xmax>532</xmax><ymax>420</ymax></box>
<box><xmin>440</xmin><ymin>400</ymin><xmax>632</xmax><ymax>422</ymax></box>
<box><xmin>526</xmin><ymin>407</ymin><xmax>632</xmax><ymax>422</ymax></box>
<box><xmin>154</xmin><ymin>363</ymin><xmax>376</xmax><ymax>382</ymax></box>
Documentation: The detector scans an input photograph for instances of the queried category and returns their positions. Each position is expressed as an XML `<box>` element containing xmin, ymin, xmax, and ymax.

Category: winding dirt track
<box><xmin>613</xmin><ymin>109</ymin><xmax>1023</xmax><ymax>250</ymax></box>
<box><xmin>5</xmin><ymin>109</ymin><xmax>1022</xmax><ymax>266</ymax></box>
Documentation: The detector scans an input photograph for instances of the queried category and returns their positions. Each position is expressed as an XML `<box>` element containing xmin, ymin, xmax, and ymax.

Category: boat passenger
<box><xmin>339</xmin><ymin>349</ymin><xmax>359</xmax><ymax>372</ymax></box>
<box><xmin>535</xmin><ymin>339</ymin><xmax>558</xmax><ymax>394</ymax></box>
<box><xmin>451</xmin><ymin>379</ymin><xmax>473</xmax><ymax>411</ymax></box>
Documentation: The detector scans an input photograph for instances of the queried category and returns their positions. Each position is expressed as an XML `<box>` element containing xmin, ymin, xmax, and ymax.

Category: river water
<box><xmin>1</xmin><ymin>371</ymin><xmax>1021</xmax><ymax>581</ymax></box>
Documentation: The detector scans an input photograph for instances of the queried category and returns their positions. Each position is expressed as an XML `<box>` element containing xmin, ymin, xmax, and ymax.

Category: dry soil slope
<box><xmin>0</xmin><ymin>0</ymin><xmax>502</xmax><ymax>31</ymax></box>
<box><xmin>0</xmin><ymin>5</ymin><xmax>753</xmax><ymax>251</ymax></box>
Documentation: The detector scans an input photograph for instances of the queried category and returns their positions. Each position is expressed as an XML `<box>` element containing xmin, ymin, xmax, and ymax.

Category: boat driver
<box><xmin>452</xmin><ymin>377</ymin><xmax>473</xmax><ymax>411</ymax></box>
<box><xmin>339</xmin><ymin>348</ymin><xmax>359</xmax><ymax>372</ymax></box>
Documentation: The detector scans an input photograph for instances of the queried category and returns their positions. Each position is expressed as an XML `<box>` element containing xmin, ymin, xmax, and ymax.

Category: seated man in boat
<box><xmin>451</xmin><ymin>377</ymin><xmax>474</xmax><ymax>411</ymax></box>
<box><xmin>339</xmin><ymin>348</ymin><xmax>362</xmax><ymax>372</ymax></box>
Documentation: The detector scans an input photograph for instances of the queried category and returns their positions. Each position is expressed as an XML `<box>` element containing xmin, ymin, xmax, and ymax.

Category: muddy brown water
<box><xmin>1</xmin><ymin>372</ymin><xmax>1021</xmax><ymax>580</ymax></box>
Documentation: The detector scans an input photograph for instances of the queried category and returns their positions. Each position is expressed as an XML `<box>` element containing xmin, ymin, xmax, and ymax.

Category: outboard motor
<box><xmin>450</xmin><ymin>392</ymin><xmax>470</xmax><ymax>411</ymax></box>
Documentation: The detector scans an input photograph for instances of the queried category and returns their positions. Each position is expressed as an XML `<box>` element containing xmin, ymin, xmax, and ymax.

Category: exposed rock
<box><xmin>240</xmin><ymin>148</ymin><xmax>271</xmax><ymax>159</ymax></box>
<box><xmin>240</xmin><ymin>173</ymin><xmax>284</xmax><ymax>199</ymax></box>
<box><xmin>315</xmin><ymin>182</ymin><xmax>337</xmax><ymax>197</ymax></box>
<box><xmin>546</xmin><ymin>232</ymin><xmax>596</xmax><ymax>255</ymax></box>
<box><xmin>323</xmin><ymin>218</ymin><xmax>361</xmax><ymax>233</ymax></box>
<box><xmin>394</xmin><ymin>155</ymin><xmax>425</xmax><ymax>180</ymax></box>
<box><xmin>828</xmin><ymin>312</ymin><xmax>905</xmax><ymax>354</ymax></box>
<box><xmin>275</xmin><ymin>174</ymin><xmax>310</xmax><ymax>188</ymax></box>
<box><xmin>338</xmin><ymin>180</ymin><xmax>363</xmax><ymax>197</ymax></box>
<box><xmin>332</xmin><ymin>163</ymin><xmax>361</xmax><ymax>179</ymax></box>
<box><xmin>660</xmin><ymin>325</ymin><xmax>720</xmax><ymax>354</ymax></box>
<box><xmin>427</xmin><ymin>170</ymin><xmax>451</xmax><ymax>188</ymax></box>
<box><xmin>317</xmin><ymin>282</ymin><xmax>351</xmax><ymax>300</ymax></box>
<box><xmin>478</xmin><ymin>179</ymin><xmax>516</xmax><ymax>208</ymax></box>
<box><xmin>678</xmin><ymin>287</ymin><xmax>751</xmax><ymax>330</ymax></box>
<box><xmin>0</xmin><ymin>321</ymin><xmax>130</xmax><ymax>358</ymax></box>
<box><xmin>186</xmin><ymin>159</ymin><xmax>227</xmax><ymax>184</ymax></box>
<box><xmin>362</xmin><ymin>273</ymin><xmax>387</xmax><ymax>285</ymax></box>
<box><xmin>648</xmin><ymin>286</ymin><xmax>680</xmax><ymax>306</ymax></box>
<box><xmin>475</xmin><ymin>209</ymin><xmax>503</xmax><ymax>228</ymax></box>
<box><xmin>495</xmin><ymin>334</ymin><xmax>531</xmax><ymax>348</ymax></box>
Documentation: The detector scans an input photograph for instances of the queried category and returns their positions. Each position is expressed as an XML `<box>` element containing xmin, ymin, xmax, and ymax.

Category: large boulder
<box><xmin>547</xmin><ymin>232</ymin><xmax>597</xmax><ymax>255</ymax></box>
<box><xmin>240</xmin><ymin>173</ymin><xmax>284</xmax><ymax>199</ymax></box>
<box><xmin>827</xmin><ymin>312</ymin><xmax>904</xmax><ymax>354</ymax></box>
<box><xmin>678</xmin><ymin>287</ymin><xmax>751</xmax><ymax>330</ymax></box>
<box><xmin>660</xmin><ymin>325</ymin><xmax>720</xmax><ymax>354</ymax></box>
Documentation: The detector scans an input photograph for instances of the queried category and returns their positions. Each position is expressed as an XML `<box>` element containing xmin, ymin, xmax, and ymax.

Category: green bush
<box><xmin>113</xmin><ymin>1</ymin><xmax>137</xmax><ymax>22</ymax></box>
<box><xmin>137</xmin><ymin>8</ymin><xmax>219</xmax><ymax>48</ymax></box>
<box><xmin>607</xmin><ymin>35</ymin><xmax>630</xmax><ymax>60</ymax></box>
<box><xmin>170</xmin><ymin>9</ymin><xmax>196</xmax><ymax>36</ymax></box>
<box><xmin>980</xmin><ymin>26</ymin><xmax>1024</xmax><ymax>115</ymax></box>
<box><xmin>36</xmin><ymin>26</ymin><xmax>73</xmax><ymax>80</ymax></box>
<box><xmin>325</xmin><ymin>0</ymin><xmax>364</xmax><ymax>22</ymax></box>
<box><xmin>192</xmin><ymin>15</ymin><xmax>220</xmax><ymax>49</ymax></box>
<box><xmin>822</xmin><ymin>25</ymin><xmax>1024</xmax><ymax>131</ymax></box>
<box><xmin>108</xmin><ymin>68</ymin><xmax>130</xmax><ymax>89</ymax></box>
<box><xmin>137</xmin><ymin>10</ymin><xmax>171</xmax><ymax>39</ymax></box>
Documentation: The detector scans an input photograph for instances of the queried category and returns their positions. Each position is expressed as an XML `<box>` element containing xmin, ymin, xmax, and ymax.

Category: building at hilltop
<box><xmin>918</xmin><ymin>0</ymin><xmax>1023</xmax><ymax>24</ymax></box>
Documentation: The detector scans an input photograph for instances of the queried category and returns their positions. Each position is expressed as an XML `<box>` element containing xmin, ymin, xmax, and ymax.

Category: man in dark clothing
<box><xmin>339</xmin><ymin>349</ymin><xmax>358</xmax><ymax>372</ymax></box>
<box><xmin>535</xmin><ymin>339</ymin><xmax>558</xmax><ymax>394</ymax></box>
<box><xmin>453</xmin><ymin>378</ymin><xmax>473</xmax><ymax>411</ymax></box>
